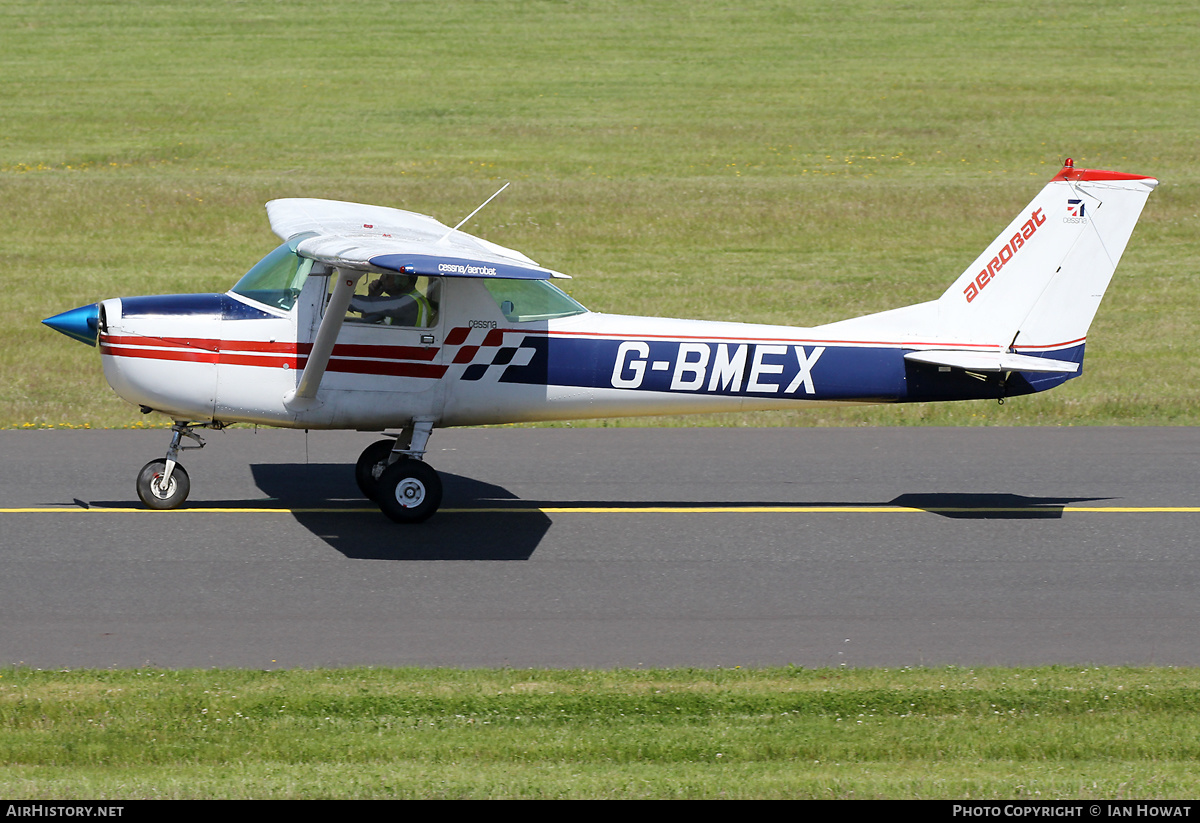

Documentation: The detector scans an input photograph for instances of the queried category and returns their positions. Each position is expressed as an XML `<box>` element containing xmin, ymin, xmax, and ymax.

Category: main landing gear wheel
<box><xmin>136</xmin><ymin>458</ymin><xmax>190</xmax><ymax>510</ymax></box>
<box><xmin>355</xmin><ymin>439</ymin><xmax>397</xmax><ymax>501</ymax></box>
<box><xmin>376</xmin><ymin>459</ymin><xmax>442</xmax><ymax>524</ymax></box>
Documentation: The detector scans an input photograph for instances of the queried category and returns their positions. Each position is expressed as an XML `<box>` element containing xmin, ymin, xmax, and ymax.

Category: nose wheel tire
<box><xmin>136</xmin><ymin>459</ymin><xmax>190</xmax><ymax>510</ymax></box>
<box><xmin>376</xmin><ymin>459</ymin><xmax>442</xmax><ymax>524</ymax></box>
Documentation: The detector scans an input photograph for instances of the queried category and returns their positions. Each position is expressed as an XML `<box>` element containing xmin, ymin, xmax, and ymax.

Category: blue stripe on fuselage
<box><xmin>497</xmin><ymin>336</ymin><xmax>907</xmax><ymax>401</ymax></box>
<box><xmin>492</xmin><ymin>336</ymin><xmax>1084</xmax><ymax>402</ymax></box>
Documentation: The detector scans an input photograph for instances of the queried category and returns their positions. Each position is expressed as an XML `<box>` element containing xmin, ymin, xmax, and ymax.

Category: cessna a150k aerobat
<box><xmin>43</xmin><ymin>161</ymin><xmax>1157</xmax><ymax>522</ymax></box>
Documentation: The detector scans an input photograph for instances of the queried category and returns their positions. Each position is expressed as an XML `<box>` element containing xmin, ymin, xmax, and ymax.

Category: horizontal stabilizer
<box><xmin>904</xmin><ymin>350</ymin><xmax>1079</xmax><ymax>374</ymax></box>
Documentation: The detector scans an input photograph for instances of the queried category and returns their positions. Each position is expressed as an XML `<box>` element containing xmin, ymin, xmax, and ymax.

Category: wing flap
<box><xmin>904</xmin><ymin>350</ymin><xmax>1080</xmax><ymax>374</ymax></box>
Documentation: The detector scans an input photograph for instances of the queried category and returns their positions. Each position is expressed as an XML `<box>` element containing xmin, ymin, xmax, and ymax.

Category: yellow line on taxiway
<box><xmin>4</xmin><ymin>505</ymin><xmax>1200</xmax><ymax>515</ymax></box>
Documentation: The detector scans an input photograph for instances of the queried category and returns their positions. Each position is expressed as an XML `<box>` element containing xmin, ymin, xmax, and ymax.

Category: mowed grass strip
<box><xmin>3</xmin><ymin>0</ymin><xmax>1198</xmax><ymax>429</ymax></box>
<box><xmin>3</xmin><ymin>666</ymin><xmax>1200</xmax><ymax>799</ymax></box>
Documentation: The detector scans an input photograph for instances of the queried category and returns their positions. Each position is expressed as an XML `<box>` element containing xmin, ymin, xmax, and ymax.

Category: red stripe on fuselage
<box><xmin>100</xmin><ymin>335</ymin><xmax>437</xmax><ymax>360</ymax></box>
<box><xmin>100</xmin><ymin>343</ymin><xmax>219</xmax><ymax>364</ymax></box>
<box><xmin>326</xmin><ymin>360</ymin><xmax>448</xmax><ymax>379</ymax></box>
<box><xmin>99</xmin><ymin>334</ymin><xmax>444</xmax><ymax>378</ymax></box>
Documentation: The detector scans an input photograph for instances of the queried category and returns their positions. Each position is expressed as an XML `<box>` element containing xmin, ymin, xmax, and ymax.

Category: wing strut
<box><xmin>284</xmin><ymin>268</ymin><xmax>363</xmax><ymax>409</ymax></box>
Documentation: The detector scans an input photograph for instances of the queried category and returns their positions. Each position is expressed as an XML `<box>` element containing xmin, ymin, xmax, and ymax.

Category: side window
<box><xmin>481</xmin><ymin>279</ymin><xmax>587</xmax><ymax>322</ymax></box>
<box><xmin>340</xmin><ymin>274</ymin><xmax>441</xmax><ymax>328</ymax></box>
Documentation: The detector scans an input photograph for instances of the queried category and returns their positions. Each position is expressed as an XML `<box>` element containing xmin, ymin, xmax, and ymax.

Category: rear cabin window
<box><xmin>482</xmin><ymin>279</ymin><xmax>586</xmax><ymax>322</ymax></box>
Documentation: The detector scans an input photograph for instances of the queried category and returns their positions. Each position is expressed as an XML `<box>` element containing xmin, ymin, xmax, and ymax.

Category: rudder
<box><xmin>935</xmin><ymin>160</ymin><xmax>1158</xmax><ymax>354</ymax></box>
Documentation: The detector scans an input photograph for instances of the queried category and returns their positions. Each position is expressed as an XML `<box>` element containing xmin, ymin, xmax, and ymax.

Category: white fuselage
<box><xmin>98</xmin><ymin>269</ymin><xmax>1063</xmax><ymax>432</ymax></box>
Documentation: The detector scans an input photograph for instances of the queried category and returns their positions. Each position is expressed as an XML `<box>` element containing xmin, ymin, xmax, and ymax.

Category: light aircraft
<box><xmin>43</xmin><ymin>160</ymin><xmax>1157</xmax><ymax>522</ymax></box>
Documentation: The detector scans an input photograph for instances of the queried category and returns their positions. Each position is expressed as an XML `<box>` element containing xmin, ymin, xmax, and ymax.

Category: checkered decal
<box><xmin>444</xmin><ymin>326</ymin><xmax>538</xmax><ymax>382</ymax></box>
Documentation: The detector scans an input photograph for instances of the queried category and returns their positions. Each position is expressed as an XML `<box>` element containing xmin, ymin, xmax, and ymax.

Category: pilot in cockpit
<box><xmin>349</xmin><ymin>272</ymin><xmax>434</xmax><ymax>327</ymax></box>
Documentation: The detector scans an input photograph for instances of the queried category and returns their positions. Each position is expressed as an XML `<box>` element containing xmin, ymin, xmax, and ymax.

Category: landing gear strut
<box><xmin>133</xmin><ymin>419</ymin><xmax>444</xmax><ymax>522</ymax></box>
<box><xmin>135</xmin><ymin>422</ymin><xmax>206</xmax><ymax>510</ymax></box>
<box><xmin>355</xmin><ymin>418</ymin><xmax>442</xmax><ymax>523</ymax></box>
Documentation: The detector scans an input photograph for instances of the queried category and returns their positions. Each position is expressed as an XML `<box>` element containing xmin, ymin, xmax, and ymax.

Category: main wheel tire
<box><xmin>355</xmin><ymin>439</ymin><xmax>399</xmax><ymax>501</ymax></box>
<box><xmin>376</xmin><ymin>459</ymin><xmax>442</xmax><ymax>524</ymax></box>
<box><xmin>136</xmin><ymin>459</ymin><xmax>190</xmax><ymax>510</ymax></box>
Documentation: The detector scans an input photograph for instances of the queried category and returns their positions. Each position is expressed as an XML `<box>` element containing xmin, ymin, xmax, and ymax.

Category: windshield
<box><xmin>482</xmin><ymin>279</ymin><xmax>587</xmax><ymax>322</ymax></box>
<box><xmin>230</xmin><ymin>243</ymin><xmax>314</xmax><ymax>311</ymax></box>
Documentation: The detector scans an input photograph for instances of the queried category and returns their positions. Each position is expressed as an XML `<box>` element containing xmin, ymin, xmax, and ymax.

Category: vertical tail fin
<box><xmin>935</xmin><ymin>160</ymin><xmax>1157</xmax><ymax>353</ymax></box>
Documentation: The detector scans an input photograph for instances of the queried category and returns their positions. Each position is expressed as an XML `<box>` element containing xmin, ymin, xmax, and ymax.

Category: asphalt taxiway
<box><xmin>2</xmin><ymin>426</ymin><xmax>1198</xmax><ymax>669</ymax></box>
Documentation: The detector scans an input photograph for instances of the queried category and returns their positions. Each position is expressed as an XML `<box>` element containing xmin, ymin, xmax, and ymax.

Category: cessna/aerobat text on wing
<box><xmin>43</xmin><ymin>160</ymin><xmax>1158</xmax><ymax>522</ymax></box>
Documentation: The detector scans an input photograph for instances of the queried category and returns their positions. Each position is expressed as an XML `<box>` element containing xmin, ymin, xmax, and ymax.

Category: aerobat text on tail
<box><xmin>42</xmin><ymin>160</ymin><xmax>1158</xmax><ymax>522</ymax></box>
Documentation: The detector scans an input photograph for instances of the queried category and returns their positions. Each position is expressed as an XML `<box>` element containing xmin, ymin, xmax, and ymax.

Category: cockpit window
<box><xmin>482</xmin><ymin>279</ymin><xmax>587</xmax><ymax>322</ymax></box>
<box><xmin>230</xmin><ymin>243</ymin><xmax>314</xmax><ymax>311</ymax></box>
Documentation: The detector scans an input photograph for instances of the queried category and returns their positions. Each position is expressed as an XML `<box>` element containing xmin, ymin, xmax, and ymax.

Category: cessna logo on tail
<box><xmin>1064</xmin><ymin>198</ymin><xmax>1089</xmax><ymax>224</ymax></box>
<box><xmin>963</xmin><ymin>207</ymin><xmax>1045</xmax><ymax>303</ymax></box>
<box><xmin>611</xmin><ymin>341</ymin><xmax>825</xmax><ymax>395</ymax></box>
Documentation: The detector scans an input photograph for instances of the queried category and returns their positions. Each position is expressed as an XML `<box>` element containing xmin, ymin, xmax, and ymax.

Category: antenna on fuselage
<box><xmin>437</xmin><ymin>182</ymin><xmax>510</xmax><ymax>243</ymax></box>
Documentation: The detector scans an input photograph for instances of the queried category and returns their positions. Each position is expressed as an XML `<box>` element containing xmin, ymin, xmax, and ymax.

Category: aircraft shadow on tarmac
<box><xmin>89</xmin><ymin>463</ymin><xmax>1111</xmax><ymax>560</ymax></box>
<box><xmin>247</xmin><ymin>463</ymin><xmax>553</xmax><ymax>560</ymax></box>
<box><xmin>245</xmin><ymin>469</ymin><xmax>1105</xmax><ymax>557</ymax></box>
<box><xmin>466</xmin><ymin>492</ymin><xmax>1104</xmax><ymax>520</ymax></box>
<box><xmin>886</xmin><ymin>492</ymin><xmax>1111</xmax><ymax>519</ymax></box>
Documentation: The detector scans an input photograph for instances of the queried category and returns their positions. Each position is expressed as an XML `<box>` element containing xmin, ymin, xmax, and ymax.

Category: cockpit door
<box><xmin>318</xmin><ymin>274</ymin><xmax>446</xmax><ymax>394</ymax></box>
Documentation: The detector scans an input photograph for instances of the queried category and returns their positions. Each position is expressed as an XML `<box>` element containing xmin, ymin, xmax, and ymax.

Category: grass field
<box><xmin>5</xmin><ymin>665</ymin><xmax>1200</xmax><ymax>800</ymax></box>
<box><xmin>3</xmin><ymin>0</ymin><xmax>1198</xmax><ymax>428</ymax></box>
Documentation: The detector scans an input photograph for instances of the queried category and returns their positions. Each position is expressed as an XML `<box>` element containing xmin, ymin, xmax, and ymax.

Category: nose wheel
<box><xmin>136</xmin><ymin>458</ymin><xmax>191</xmax><ymax>509</ymax></box>
<box><xmin>135</xmin><ymin>421</ymin><xmax>206</xmax><ymax>510</ymax></box>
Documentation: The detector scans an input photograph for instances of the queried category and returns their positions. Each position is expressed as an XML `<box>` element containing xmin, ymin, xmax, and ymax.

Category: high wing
<box><xmin>265</xmin><ymin>197</ymin><xmax>568</xmax><ymax>280</ymax></box>
<box><xmin>265</xmin><ymin>197</ymin><xmax>568</xmax><ymax>409</ymax></box>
